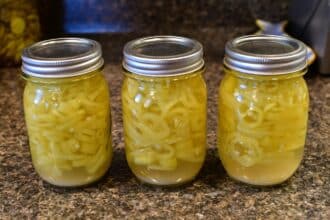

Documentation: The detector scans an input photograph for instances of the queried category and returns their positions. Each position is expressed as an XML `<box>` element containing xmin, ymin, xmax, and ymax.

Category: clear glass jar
<box><xmin>218</xmin><ymin>35</ymin><xmax>309</xmax><ymax>186</ymax></box>
<box><xmin>0</xmin><ymin>0</ymin><xmax>41</xmax><ymax>66</ymax></box>
<box><xmin>21</xmin><ymin>38</ymin><xmax>112</xmax><ymax>187</ymax></box>
<box><xmin>122</xmin><ymin>36</ymin><xmax>207</xmax><ymax>186</ymax></box>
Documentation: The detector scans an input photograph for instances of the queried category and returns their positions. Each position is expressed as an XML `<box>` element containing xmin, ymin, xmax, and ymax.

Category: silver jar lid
<box><xmin>224</xmin><ymin>35</ymin><xmax>307</xmax><ymax>75</ymax></box>
<box><xmin>123</xmin><ymin>36</ymin><xmax>204</xmax><ymax>76</ymax></box>
<box><xmin>21</xmin><ymin>38</ymin><xmax>104</xmax><ymax>78</ymax></box>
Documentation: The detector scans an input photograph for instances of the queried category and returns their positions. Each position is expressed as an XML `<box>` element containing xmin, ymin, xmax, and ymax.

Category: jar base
<box><xmin>223</xmin><ymin>159</ymin><xmax>302</xmax><ymax>186</ymax></box>
<box><xmin>34</xmin><ymin>158</ymin><xmax>111</xmax><ymax>187</ymax></box>
<box><xmin>227</xmin><ymin>173</ymin><xmax>292</xmax><ymax>186</ymax></box>
<box><xmin>129</xmin><ymin>160</ymin><xmax>203</xmax><ymax>186</ymax></box>
<box><xmin>134</xmin><ymin>175</ymin><xmax>196</xmax><ymax>187</ymax></box>
<box><xmin>219</xmin><ymin>146</ymin><xmax>304</xmax><ymax>186</ymax></box>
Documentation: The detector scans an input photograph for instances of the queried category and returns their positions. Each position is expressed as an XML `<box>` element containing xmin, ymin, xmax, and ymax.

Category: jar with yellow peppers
<box><xmin>122</xmin><ymin>36</ymin><xmax>207</xmax><ymax>186</ymax></box>
<box><xmin>21</xmin><ymin>38</ymin><xmax>112</xmax><ymax>187</ymax></box>
<box><xmin>0</xmin><ymin>0</ymin><xmax>40</xmax><ymax>66</ymax></box>
<box><xmin>218</xmin><ymin>35</ymin><xmax>309</xmax><ymax>186</ymax></box>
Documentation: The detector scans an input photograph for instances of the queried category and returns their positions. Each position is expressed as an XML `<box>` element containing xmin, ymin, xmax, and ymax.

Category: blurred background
<box><xmin>0</xmin><ymin>0</ymin><xmax>329</xmax><ymax>73</ymax></box>
<box><xmin>37</xmin><ymin>0</ymin><xmax>287</xmax><ymax>62</ymax></box>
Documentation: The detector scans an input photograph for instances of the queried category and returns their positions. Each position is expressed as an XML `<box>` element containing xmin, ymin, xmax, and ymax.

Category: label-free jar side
<box><xmin>217</xmin><ymin>69</ymin><xmax>309</xmax><ymax>185</ymax></box>
<box><xmin>21</xmin><ymin>38</ymin><xmax>112</xmax><ymax>187</ymax></box>
<box><xmin>122</xmin><ymin>36</ymin><xmax>207</xmax><ymax>186</ymax></box>
<box><xmin>217</xmin><ymin>35</ymin><xmax>309</xmax><ymax>186</ymax></box>
<box><xmin>122</xmin><ymin>70</ymin><xmax>207</xmax><ymax>186</ymax></box>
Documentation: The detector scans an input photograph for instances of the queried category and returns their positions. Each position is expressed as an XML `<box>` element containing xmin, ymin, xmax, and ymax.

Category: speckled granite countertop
<box><xmin>0</xmin><ymin>64</ymin><xmax>329</xmax><ymax>219</ymax></box>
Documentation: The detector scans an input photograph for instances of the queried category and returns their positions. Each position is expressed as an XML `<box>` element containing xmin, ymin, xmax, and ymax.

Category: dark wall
<box><xmin>38</xmin><ymin>0</ymin><xmax>290</xmax><ymax>62</ymax></box>
<box><xmin>39</xmin><ymin>0</ymin><xmax>289</xmax><ymax>34</ymax></box>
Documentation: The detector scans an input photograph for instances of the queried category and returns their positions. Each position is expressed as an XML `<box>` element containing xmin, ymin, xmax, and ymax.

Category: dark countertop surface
<box><xmin>0</xmin><ymin>64</ymin><xmax>329</xmax><ymax>219</ymax></box>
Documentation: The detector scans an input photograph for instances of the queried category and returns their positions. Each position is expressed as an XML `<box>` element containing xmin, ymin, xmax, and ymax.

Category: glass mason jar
<box><xmin>218</xmin><ymin>35</ymin><xmax>309</xmax><ymax>186</ymax></box>
<box><xmin>21</xmin><ymin>38</ymin><xmax>112</xmax><ymax>187</ymax></box>
<box><xmin>0</xmin><ymin>0</ymin><xmax>41</xmax><ymax>66</ymax></box>
<box><xmin>122</xmin><ymin>36</ymin><xmax>207</xmax><ymax>186</ymax></box>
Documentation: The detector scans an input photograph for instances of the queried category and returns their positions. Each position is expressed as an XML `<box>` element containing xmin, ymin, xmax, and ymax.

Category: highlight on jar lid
<box><xmin>21</xmin><ymin>38</ymin><xmax>104</xmax><ymax>78</ymax></box>
<box><xmin>224</xmin><ymin>34</ymin><xmax>308</xmax><ymax>75</ymax></box>
<box><xmin>123</xmin><ymin>35</ymin><xmax>204</xmax><ymax>76</ymax></box>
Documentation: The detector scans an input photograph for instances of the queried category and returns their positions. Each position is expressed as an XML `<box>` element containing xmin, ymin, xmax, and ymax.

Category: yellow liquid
<box><xmin>130</xmin><ymin>160</ymin><xmax>202</xmax><ymax>186</ymax></box>
<box><xmin>122</xmin><ymin>71</ymin><xmax>207</xmax><ymax>186</ymax></box>
<box><xmin>23</xmin><ymin>71</ymin><xmax>112</xmax><ymax>186</ymax></box>
<box><xmin>218</xmin><ymin>70</ymin><xmax>309</xmax><ymax>185</ymax></box>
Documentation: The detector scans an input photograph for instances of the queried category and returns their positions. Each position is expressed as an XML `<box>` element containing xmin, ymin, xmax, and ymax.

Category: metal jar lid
<box><xmin>123</xmin><ymin>36</ymin><xmax>204</xmax><ymax>77</ymax></box>
<box><xmin>224</xmin><ymin>35</ymin><xmax>308</xmax><ymax>75</ymax></box>
<box><xmin>21</xmin><ymin>38</ymin><xmax>104</xmax><ymax>78</ymax></box>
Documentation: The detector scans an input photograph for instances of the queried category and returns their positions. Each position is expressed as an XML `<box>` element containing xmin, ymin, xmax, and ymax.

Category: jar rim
<box><xmin>123</xmin><ymin>35</ymin><xmax>204</xmax><ymax>77</ymax></box>
<box><xmin>21</xmin><ymin>38</ymin><xmax>104</xmax><ymax>78</ymax></box>
<box><xmin>224</xmin><ymin>35</ymin><xmax>308</xmax><ymax>75</ymax></box>
<box><xmin>224</xmin><ymin>65</ymin><xmax>307</xmax><ymax>80</ymax></box>
<box><xmin>123</xmin><ymin>65</ymin><xmax>205</xmax><ymax>81</ymax></box>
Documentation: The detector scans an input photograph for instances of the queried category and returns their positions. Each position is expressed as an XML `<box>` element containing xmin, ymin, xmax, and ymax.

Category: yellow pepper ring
<box><xmin>227</xmin><ymin>134</ymin><xmax>262</xmax><ymax>167</ymax></box>
<box><xmin>11</xmin><ymin>17</ymin><xmax>26</xmax><ymax>35</ymax></box>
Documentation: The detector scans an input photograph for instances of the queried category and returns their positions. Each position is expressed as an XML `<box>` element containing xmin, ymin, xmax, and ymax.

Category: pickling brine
<box><xmin>218</xmin><ymin>71</ymin><xmax>308</xmax><ymax>185</ymax></box>
<box><xmin>122</xmin><ymin>35</ymin><xmax>207</xmax><ymax>186</ymax></box>
<box><xmin>24</xmin><ymin>71</ymin><xmax>112</xmax><ymax>186</ymax></box>
<box><xmin>122</xmin><ymin>71</ymin><xmax>207</xmax><ymax>185</ymax></box>
<box><xmin>218</xmin><ymin>35</ymin><xmax>310</xmax><ymax>185</ymax></box>
<box><xmin>22</xmin><ymin>38</ymin><xmax>111</xmax><ymax>187</ymax></box>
